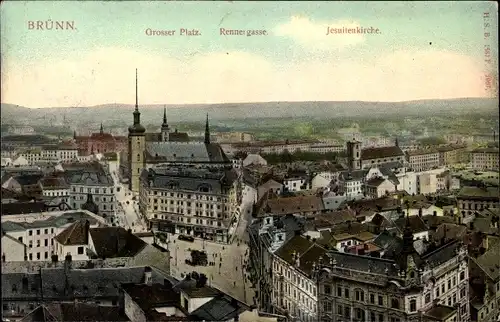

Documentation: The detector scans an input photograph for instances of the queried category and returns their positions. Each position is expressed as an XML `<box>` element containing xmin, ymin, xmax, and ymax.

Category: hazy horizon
<box><xmin>1</xmin><ymin>97</ymin><xmax>498</xmax><ymax>110</ymax></box>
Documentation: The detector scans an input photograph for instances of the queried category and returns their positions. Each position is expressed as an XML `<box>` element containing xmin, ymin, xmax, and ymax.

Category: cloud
<box><xmin>0</xmin><ymin>47</ymin><xmax>491</xmax><ymax>108</ymax></box>
<box><xmin>274</xmin><ymin>16</ymin><xmax>365</xmax><ymax>51</ymax></box>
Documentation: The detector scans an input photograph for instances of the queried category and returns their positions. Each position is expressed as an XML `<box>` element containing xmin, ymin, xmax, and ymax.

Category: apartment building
<box><xmin>19</xmin><ymin>144</ymin><xmax>79</xmax><ymax>165</ymax></box>
<box><xmin>62</xmin><ymin>162</ymin><xmax>116</xmax><ymax>218</ymax></box>
<box><xmin>456</xmin><ymin>186</ymin><xmax>499</xmax><ymax>217</ymax></box>
<box><xmin>1</xmin><ymin>210</ymin><xmax>103</xmax><ymax>262</ymax></box>
<box><xmin>232</xmin><ymin>140</ymin><xmax>343</xmax><ymax>155</ymax></box>
<box><xmin>140</xmin><ymin>166</ymin><xmax>241</xmax><ymax>243</ymax></box>
<box><xmin>437</xmin><ymin>145</ymin><xmax>468</xmax><ymax>166</ymax></box>
<box><xmin>406</xmin><ymin>149</ymin><xmax>440</xmax><ymax>172</ymax></box>
<box><xmin>316</xmin><ymin>236</ymin><xmax>470</xmax><ymax>322</ymax></box>
<box><xmin>40</xmin><ymin>176</ymin><xmax>70</xmax><ymax>202</ymax></box>
<box><xmin>470</xmin><ymin>148</ymin><xmax>499</xmax><ymax>171</ymax></box>
<box><xmin>272</xmin><ymin>235</ymin><xmax>326</xmax><ymax>322</ymax></box>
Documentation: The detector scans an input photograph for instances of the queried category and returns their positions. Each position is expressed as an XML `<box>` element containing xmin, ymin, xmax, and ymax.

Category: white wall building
<box><xmin>1</xmin><ymin>210</ymin><xmax>105</xmax><ymax>262</ymax></box>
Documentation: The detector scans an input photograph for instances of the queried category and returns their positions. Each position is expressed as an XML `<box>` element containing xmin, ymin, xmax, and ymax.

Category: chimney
<box><xmin>144</xmin><ymin>266</ymin><xmax>153</xmax><ymax>286</ymax></box>
<box><xmin>295</xmin><ymin>252</ymin><xmax>300</xmax><ymax>268</ymax></box>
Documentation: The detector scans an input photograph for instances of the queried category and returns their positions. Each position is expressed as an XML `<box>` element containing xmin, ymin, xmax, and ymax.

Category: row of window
<box><xmin>73</xmin><ymin>202</ymin><xmax>114</xmax><ymax>211</ymax></box>
<box><xmin>324</xmin><ymin>285</ymin><xmax>399</xmax><ymax>309</ymax></box>
<box><xmin>72</xmin><ymin>187</ymin><xmax>114</xmax><ymax>194</ymax></box>
<box><xmin>324</xmin><ymin>302</ymin><xmax>401</xmax><ymax>322</ymax></box>
<box><xmin>273</xmin><ymin>262</ymin><xmax>317</xmax><ymax>297</ymax></box>
<box><xmin>28</xmin><ymin>228</ymin><xmax>54</xmax><ymax>236</ymax></box>
<box><xmin>151</xmin><ymin>191</ymin><xmax>226</xmax><ymax>202</ymax></box>
<box><xmin>27</xmin><ymin>238</ymin><xmax>54</xmax><ymax>248</ymax></box>
<box><xmin>275</xmin><ymin>284</ymin><xmax>316</xmax><ymax>311</ymax></box>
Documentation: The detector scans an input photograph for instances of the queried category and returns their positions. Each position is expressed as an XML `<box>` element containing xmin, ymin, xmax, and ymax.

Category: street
<box><xmin>107</xmin><ymin>160</ymin><xmax>257</xmax><ymax>305</ymax></box>
<box><xmin>108</xmin><ymin>159</ymin><xmax>147</xmax><ymax>233</ymax></box>
<box><xmin>166</xmin><ymin>234</ymin><xmax>256</xmax><ymax>306</ymax></box>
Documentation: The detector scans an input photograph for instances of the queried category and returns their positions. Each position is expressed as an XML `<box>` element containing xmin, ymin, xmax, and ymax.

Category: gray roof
<box><xmin>2</xmin><ymin>211</ymin><xmax>98</xmax><ymax>231</ymax></box>
<box><xmin>326</xmin><ymin>250</ymin><xmax>400</xmax><ymax>276</ymax></box>
<box><xmin>40</xmin><ymin>267</ymin><xmax>148</xmax><ymax>299</ymax></box>
<box><xmin>2</xmin><ymin>221</ymin><xmax>27</xmax><ymax>232</ymax></box>
<box><xmin>64</xmin><ymin>169</ymin><xmax>113</xmax><ymax>186</ymax></box>
<box><xmin>339</xmin><ymin>169</ymin><xmax>367</xmax><ymax>181</ymax></box>
<box><xmin>3</xmin><ymin>266</ymin><xmax>170</xmax><ymax>301</ymax></box>
<box><xmin>191</xmin><ymin>294</ymin><xmax>249</xmax><ymax>321</ymax></box>
<box><xmin>145</xmin><ymin>142</ymin><xmax>230</xmax><ymax>163</ymax></box>
<box><xmin>2</xmin><ymin>272</ymin><xmax>43</xmax><ymax>300</ymax></box>
<box><xmin>141</xmin><ymin>167</ymin><xmax>238</xmax><ymax>194</ymax></box>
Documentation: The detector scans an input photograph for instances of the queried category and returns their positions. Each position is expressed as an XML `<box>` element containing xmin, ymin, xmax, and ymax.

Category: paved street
<box><xmin>107</xmin><ymin>161</ymin><xmax>257</xmax><ymax>305</ymax></box>
<box><xmin>166</xmin><ymin>234</ymin><xmax>256</xmax><ymax>306</ymax></box>
<box><xmin>108</xmin><ymin>159</ymin><xmax>147</xmax><ymax>232</ymax></box>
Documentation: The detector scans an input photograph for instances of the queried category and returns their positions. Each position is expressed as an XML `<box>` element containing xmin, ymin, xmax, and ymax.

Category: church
<box><xmin>126</xmin><ymin>69</ymin><xmax>232</xmax><ymax>192</ymax></box>
<box><xmin>74</xmin><ymin>124</ymin><xmax>127</xmax><ymax>156</ymax></box>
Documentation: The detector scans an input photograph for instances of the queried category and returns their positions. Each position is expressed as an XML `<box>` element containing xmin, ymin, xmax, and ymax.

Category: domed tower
<box><xmin>128</xmin><ymin>69</ymin><xmax>146</xmax><ymax>193</ymax></box>
<box><xmin>161</xmin><ymin>106</ymin><xmax>170</xmax><ymax>142</ymax></box>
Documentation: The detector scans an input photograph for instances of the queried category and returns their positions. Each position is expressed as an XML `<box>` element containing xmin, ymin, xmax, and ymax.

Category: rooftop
<box><xmin>361</xmin><ymin>146</ymin><xmax>404</xmax><ymax>160</ymax></box>
<box><xmin>2</xmin><ymin>211</ymin><xmax>99</xmax><ymax>231</ymax></box>
<box><xmin>142</xmin><ymin>167</ymin><xmax>238</xmax><ymax>194</ymax></box>
<box><xmin>21</xmin><ymin>303</ymin><xmax>130</xmax><ymax>322</ymax></box>
<box><xmin>424</xmin><ymin>305</ymin><xmax>457</xmax><ymax>321</ymax></box>
<box><xmin>275</xmin><ymin>235</ymin><xmax>328</xmax><ymax>277</ymax></box>
<box><xmin>145</xmin><ymin>142</ymin><xmax>230</xmax><ymax>163</ymax></box>
<box><xmin>260</xmin><ymin>195</ymin><xmax>324</xmax><ymax>217</ymax></box>
<box><xmin>89</xmin><ymin>227</ymin><xmax>148</xmax><ymax>258</ymax></box>
<box><xmin>456</xmin><ymin>186</ymin><xmax>499</xmax><ymax>200</ymax></box>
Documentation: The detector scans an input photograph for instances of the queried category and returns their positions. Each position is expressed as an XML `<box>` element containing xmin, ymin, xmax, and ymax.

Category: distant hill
<box><xmin>1</xmin><ymin>98</ymin><xmax>498</xmax><ymax>125</ymax></box>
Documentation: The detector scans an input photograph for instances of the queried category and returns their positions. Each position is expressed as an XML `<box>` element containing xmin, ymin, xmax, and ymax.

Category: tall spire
<box><xmin>133</xmin><ymin>69</ymin><xmax>141</xmax><ymax>125</ymax></box>
<box><xmin>162</xmin><ymin>106</ymin><xmax>168</xmax><ymax>127</ymax></box>
<box><xmin>100</xmin><ymin>123</ymin><xmax>104</xmax><ymax>134</ymax></box>
<box><xmin>204</xmin><ymin>113</ymin><xmax>210</xmax><ymax>144</ymax></box>
<box><xmin>135</xmin><ymin>68</ymin><xmax>138</xmax><ymax>111</ymax></box>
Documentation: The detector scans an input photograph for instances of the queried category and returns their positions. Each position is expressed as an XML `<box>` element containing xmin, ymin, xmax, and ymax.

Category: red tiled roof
<box><xmin>361</xmin><ymin>146</ymin><xmax>404</xmax><ymax>160</ymax></box>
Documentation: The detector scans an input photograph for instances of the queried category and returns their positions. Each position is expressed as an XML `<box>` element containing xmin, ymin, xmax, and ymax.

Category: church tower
<box><xmin>128</xmin><ymin>69</ymin><xmax>146</xmax><ymax>193</ymax></box>
<box><xmin>161</xmin><ymin>106</ymin><xmax>170</xmax><ymax>142</ymax></box>
<box><xmin>204</xmin><ymin>113</ymin><xmax>211</xmax><ymax>144</ymax></box>
<box><xmin>346</xmin><ymin>139</ymin><xmax>361</xmax><ymax>170</ymax></box>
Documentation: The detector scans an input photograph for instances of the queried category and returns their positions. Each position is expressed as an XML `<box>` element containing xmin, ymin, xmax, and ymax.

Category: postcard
<box><xmin>1</xmin><ymin>2</ymin><xmax>499</xmax><ymax>322</ymax></box>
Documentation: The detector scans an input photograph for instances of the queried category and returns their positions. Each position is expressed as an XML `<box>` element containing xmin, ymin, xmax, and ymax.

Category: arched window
<box><xmin>425</xmin><ymin>293</ymin><xmax>431</xmax><ymax>304</ymax></box>
<box><xmin>137</xmin><ymin>154</ymin><xmax>140</xmax><ymax>161</ymax></box>
<box><xmin>391</xmin><ymin>298</ymin><xmax>399</xmax><ymax>309</ymax></box>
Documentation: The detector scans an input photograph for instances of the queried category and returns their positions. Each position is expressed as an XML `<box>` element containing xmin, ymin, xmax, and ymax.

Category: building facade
<box><xmin>407</xmin><ymin>149</ymin><xmax>440</xmax><ymax>172</ymax></box>
<box><xmin>1</xmin><ymin>210</ymin><xmax>103</xmax><ymax>262</ymax></box>
<box><xmin>139</xmin><ymin>166</ymin><xmax>241</xmax><ymax>243</ymax></box>
<box><xmin>74</xmin><ymin>123</ymin><xmax>127</xmax><ymax>156</ymax></box>
<box><xmin>456</xmin><ymin>186</ymin><xmax>499</xmax><ymax>217</ymax></box>
<box><xmin>316</xmin><ymin>234</ymin><xmax>470</xmax><ymax>322</ymax></box>
<box><xmin>470</xmin><ymin>148</ymin><xmax>499</xmax><ymax>171</ymax></box>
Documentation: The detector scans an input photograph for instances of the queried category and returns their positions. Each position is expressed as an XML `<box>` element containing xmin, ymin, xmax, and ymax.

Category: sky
<box><xmin>1</xmin><ymin>1</ymin><xmax>498</xmax><ymax>108</ymax></box>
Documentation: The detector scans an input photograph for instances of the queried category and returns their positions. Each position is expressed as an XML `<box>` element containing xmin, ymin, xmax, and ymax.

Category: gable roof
<box><xmin>474</xmin><ymin>241</ymin><xmax>500</xmax><ymax>281</ymax></box>
<box><xmin>361</xmin><ymin>146</ymin><xmax>404</xmax><ymax>160</ymax></box>
<box><xmin>54</xmin><ymin>220</ymin><xmax>90</xmax><ymax>246</ymax></box>
<box><xmin>145</xmin><ymin>142</ymin><xmax>230</xmax><ymax>163</ymax></box>
<box><xmin>89</xmin><ymin>227</ymin><xmax>147</xmax><ymax>258</ymax></box>
<box><xmin>263</xmin><ymin>195</ymin><xmax>324</xmax><ymax>217</ymax></box>
<box><xmin>275</xmin><ymin>235</ymin><xmax>328</xmax><ymax>277</ymax></box>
